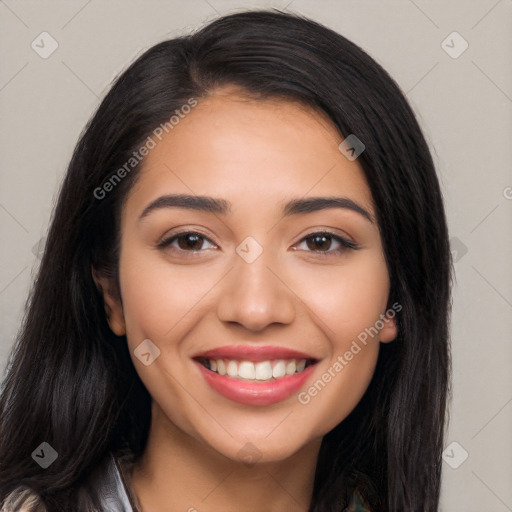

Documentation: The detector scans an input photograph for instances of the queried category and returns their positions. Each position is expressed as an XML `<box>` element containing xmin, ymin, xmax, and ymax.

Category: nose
<box><xmin>216</xmin><ymin>250</ymin><xmax>296</xmax><ymax>332</ymax></box>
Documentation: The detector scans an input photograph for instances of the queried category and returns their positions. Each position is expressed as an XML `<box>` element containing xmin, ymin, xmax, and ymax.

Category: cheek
<box><xmin>292</xmin><ymin>254</ymin><xmax>388</xmax><ymax>433</ymax></box>
<box><xmin>118</xmin><ymin>251</ymin><xmax>215</xmax><ymax>345</ymax></box>
<box><xmin>116</xmin><ymin>254</ymin><xmax>211</xmax><ymax>430</ymax></box>
<box><xmin>302</xmin><ymin>346</ymin><xmax>380</xmax><ymax>440</ymax></box>
<box><xmin>295</xmin><ymin>252</ymin><xmax>390</xmax><ymax>341</ymax></box>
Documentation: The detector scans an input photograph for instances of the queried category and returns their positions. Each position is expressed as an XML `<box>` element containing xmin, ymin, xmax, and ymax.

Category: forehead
<box><xmin>124</xmin><ymin>89</ymin><xmax>374</xmax><ymax>220</ymax></box>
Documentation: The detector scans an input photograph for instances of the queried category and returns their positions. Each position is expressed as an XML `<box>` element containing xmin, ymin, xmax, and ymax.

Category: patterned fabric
<box><xmin>343</xmin><ymin>487</ymin><xmax>371</xmax><ymax>512</ymax></box>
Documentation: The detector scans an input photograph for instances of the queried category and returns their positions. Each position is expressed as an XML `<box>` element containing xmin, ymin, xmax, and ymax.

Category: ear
<box><xmin>91</xmin><ymin>266</ymin><xmax>126</xmax><ymax>336</ymax></box>
<box><xmin>378</xmin><ymin>310</ymin><xmax>398</xmax><ymax>344</ymax></box>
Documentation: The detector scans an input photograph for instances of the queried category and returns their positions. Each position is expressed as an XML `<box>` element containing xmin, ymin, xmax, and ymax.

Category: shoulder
<box><xmin>1</xmin><ymin>486</ymin><xmax>47</xmax><ymax>512</ymax></box>
<box><xmin>1</xmin><ymin>453</ymin><xmax>137</xmax><ymax>512</ymax></box>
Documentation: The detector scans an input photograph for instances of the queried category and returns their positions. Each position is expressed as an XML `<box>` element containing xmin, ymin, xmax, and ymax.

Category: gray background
<box><xmin>1</xmin><ymin>0</ymin><xmax>511</xmax><ymax>510</ymax></box>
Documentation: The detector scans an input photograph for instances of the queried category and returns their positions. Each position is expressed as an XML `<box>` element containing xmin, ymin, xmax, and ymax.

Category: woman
<box><xmin>0</xmin><ymin>9</ymin><xmax>452</xmax><ymax>512</ymax></box>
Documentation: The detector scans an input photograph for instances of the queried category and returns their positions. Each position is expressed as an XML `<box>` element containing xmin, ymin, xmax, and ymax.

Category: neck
<box><xmin>128</xmin><ymin>403</ymin><xmax>322</xmax><ymax>512</ymax></box>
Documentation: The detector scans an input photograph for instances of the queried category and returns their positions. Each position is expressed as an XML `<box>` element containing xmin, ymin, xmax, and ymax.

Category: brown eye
<box><xmin>175</xmin><ymin>233</ymin><xmax>205</xmax><ymax>251</ymax></box>
<box><xmin>306</xmin><ymin>234</ymin><xmax>332</xmax><ymax>252</ymax></box>
<box><xmin>158</xmin><ymin>231</ymin><xmax>217</xmax><ymax>254</ymax></box>
<box><xmin>296</xmin><ymin>232</ymin><xmax>359</xmax><ymax>256</ymax></box>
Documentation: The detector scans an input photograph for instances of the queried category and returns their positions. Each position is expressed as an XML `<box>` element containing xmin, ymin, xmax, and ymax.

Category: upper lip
<box><xmin>193</xmin><ymin>345</ymin><xmax>318</xmax><ymax>362</ymax></box>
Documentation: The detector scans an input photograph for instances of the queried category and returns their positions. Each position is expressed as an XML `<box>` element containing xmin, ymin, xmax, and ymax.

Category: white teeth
<box><xmin>238</xmin><ymin>361</ymin><xmax>256</xmax><ymax>379</ymax></box>
<box><xmin>226</xmin><ymin>360</ymin><xmax>238</xmax><ymax>377</ymax></box>
<box><xmin>272</xmin><ymin>360</ymin><xmax>286</xmax><ymax>378</ymax></box>
<box><xmin>255</xmin><ymin>361</ymin><xmax>273</xmax><ymax>380</ymax></box>
<box><xmin>204</xmin><ymin>358</ymin><xmax>309</xmax><ymax>381</ymax></box>
<box><xmin>217</xmin><ymin>359</ymin><xmax>226</xmax><ymax>376</ymax></box>
<box><xmin>285</xmin><ymin>361</ymin><xmax>296</xmax><ymax>375</ymax></box>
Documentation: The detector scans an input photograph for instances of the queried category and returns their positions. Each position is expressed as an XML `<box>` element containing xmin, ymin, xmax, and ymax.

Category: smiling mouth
<box><xmin>195</xmin><ymin>357</ymin><xmax>317</xmax><ymax>382</ymax></box>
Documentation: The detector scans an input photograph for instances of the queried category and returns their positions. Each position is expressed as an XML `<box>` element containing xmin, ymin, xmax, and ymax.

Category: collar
<box><xmin>82</xmin><ymin>452</ymin><xmax>141</xmax><ymax>512</ymax></box>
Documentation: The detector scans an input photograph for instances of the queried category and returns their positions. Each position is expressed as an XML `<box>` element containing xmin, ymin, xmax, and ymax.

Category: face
<box><xmin>98</xmin><ymin>86</ymin><xmax>397</xmax><ymax>464</ymax></box>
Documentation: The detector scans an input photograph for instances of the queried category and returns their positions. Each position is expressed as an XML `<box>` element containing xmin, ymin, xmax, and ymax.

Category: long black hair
<box><xmin>0</xmin><ymin>10</ymin><xmax>452</xmax><ymax>512</ymax></box>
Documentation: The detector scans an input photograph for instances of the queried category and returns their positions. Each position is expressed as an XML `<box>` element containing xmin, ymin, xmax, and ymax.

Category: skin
<box><xmin>95</xmin><ymin>85</ymin><xmax>397</xmax><ymax>512</ymax></box>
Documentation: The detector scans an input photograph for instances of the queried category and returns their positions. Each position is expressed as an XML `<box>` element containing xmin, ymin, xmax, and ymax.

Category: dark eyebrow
<box><xmin>138</xmin><ymin>194</ymin><xmax>373</xmax><ymax>223</ymax></box>
<box><xmin>282</xmin><ymin>196</ymin><xmax>373</xmax><ymax>223</ymax></box>
<box><xmin>139</xmin><ymin>194</ymin><xmax>230</xmax><ymax>219</ymax></box>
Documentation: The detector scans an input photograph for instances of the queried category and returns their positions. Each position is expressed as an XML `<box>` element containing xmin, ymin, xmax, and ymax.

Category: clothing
<box><xmin>0</xmin><ymin>454</ymin><xmax>139</xmax><ymax>512</ymax></box>
<box><xmin>81</xmin><ymin>453</ymin><xmax>140</xmax><ymax>512</ymax></box>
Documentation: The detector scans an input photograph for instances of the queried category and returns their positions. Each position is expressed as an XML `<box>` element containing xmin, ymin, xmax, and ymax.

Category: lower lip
<box><xmin>195</xmin><ymin>361</ymin><xmax>316</xmax><ymax>406</ymax></box>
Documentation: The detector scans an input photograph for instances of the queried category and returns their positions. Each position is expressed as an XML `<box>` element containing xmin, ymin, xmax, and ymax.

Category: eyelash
<box><xmin>157</xmin><ymin>230</ymin><xmax>360</xmax><ymax>257</ymax></box>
